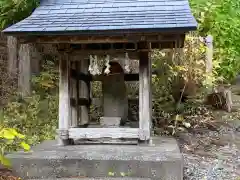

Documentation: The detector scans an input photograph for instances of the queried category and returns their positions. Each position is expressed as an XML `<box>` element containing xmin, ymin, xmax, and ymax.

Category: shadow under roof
<box><xmin>2</xmin><ymin>0</ymin><xmax>198</xmax><ymax>36</ymax></box>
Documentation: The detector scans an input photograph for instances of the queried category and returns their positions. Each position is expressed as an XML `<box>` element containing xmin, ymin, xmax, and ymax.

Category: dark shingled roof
<box><xmin>2</xmin><ymin>0</ymin><xmax>197</xmax><ymax>35</ymax></box>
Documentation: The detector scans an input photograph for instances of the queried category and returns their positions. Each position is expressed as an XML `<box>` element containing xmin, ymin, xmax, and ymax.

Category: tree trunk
<box><xmin>7</xmin><ymin>36</ymin><xmax>18</xmax><ymax>76</ymax></box>
<box><xmin>18</xmin><ymin>44</ymin><xmax>31</xmax><ymax>97</ymax></box>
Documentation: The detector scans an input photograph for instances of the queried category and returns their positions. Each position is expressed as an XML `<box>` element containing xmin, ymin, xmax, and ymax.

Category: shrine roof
<box><xmin>2</xmin><ymin>0</ymin><xmax>197</xmax><ymax>36</ymax></box>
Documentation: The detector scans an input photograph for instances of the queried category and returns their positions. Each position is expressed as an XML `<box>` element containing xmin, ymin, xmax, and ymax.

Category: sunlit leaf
<box><xmin>108</xmin><ymin>171</ymin><xmax>115</xmax><ymax>176</ymax></box>
<box><xmin>8</xmin><ymin>128</ymin><xmax>25</xmax><ymax>139</ymax></box>
<box><xmin>0</xmin><ymin>129</ymin><xmax>15</xmax><ymax>140</ymax></box>
<box><xmin>120</xmin><ymin>172</ymin><xmax>126</xmax><ymax>177</ymax></box>
<box><xmin>175</xmin><ymin>114</ymin><xmax>184</xmax><ymax>121</ymax></box>
<box><xmin>20</xmin><ymin>141</ymin><xmax>30</xmax><ymax>151</ymax></box>
<box><xmin>0</xmin><ymin>154</ymin><xmax>11</xmax><ymax>167</ymax></box>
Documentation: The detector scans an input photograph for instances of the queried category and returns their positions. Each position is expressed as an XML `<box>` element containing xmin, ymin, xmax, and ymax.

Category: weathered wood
<box><xmin>139</xmin><ymin>44</ymin><xmax>151</xmax><ymax>141</ymax></box>
<box><xmin>71</xmin><ymin>70</ymin><xmax>92</xmax><ymax>82</ymax></box>
<box><xmin>74</xmin><ymin>138</ymin><xmax>138</xmax><ymax>145</ymax></box>
<box><xmin>18</xmin><ymin>44</ymin><xmax>31</xmax><ymax>97</ymax></box>
<box><xmin>205</xmin><ymin>35</ymin><xmax>213</xmax><ymax>93</ymax></box>
<box><xmin>70</xmin><ymin>51</ymin><xmax>139</xmax><ymax>62</ymax></box>
<box><xmin>69</xmin><ymin>128</ymin><xmax>139</xmax><ymax>139</ymax></box>
<box><xmin>7</xmin><ymin>36</ymin><xmax>18</xmax><ymax>75</ymax></box>
<box><xmin>71</xmin><ymin>97</ymin><xmax>138</xmax><ymax>107</ymax></box>
<box><xmin>71</xmin><ymin>69</ymin><xmax>157</xmax><ymax>81</ymax></box>
<box><xmin>70</xmin><ymin>97</ymin><xmax>91</xmax><ymax>107</ymax></box>
<box><xmin>18</xmin><ymin>34</ymin><xmax>184</xmax><ymax>44</ymax></box>
<box><xmin>23</xmin><ymin>43</ymin><xmax>183</xmax><ymax>59</ymax></box>
<box><xmin>79</xmin><ymin>58</ymin><xmax>90</xmax><ymax>125</ymax></box>
<box><xmin>58</xmin><ymin>52</ymin><xmax>71</xmax><ymax>145</ymax></box>
<box><xmin>70</xmin><ymin>61</ymin><xmax>78</xmax><ymax>128</ymax></box>
<box><xmin>76</xmin><ymin>61</ymin><xmax>80</xmax><ymax>126</ymax></box>
<box><xmin>205</xmin><ymin>35</ymin><xmax>213</xmax><ymax>73</ymax></box>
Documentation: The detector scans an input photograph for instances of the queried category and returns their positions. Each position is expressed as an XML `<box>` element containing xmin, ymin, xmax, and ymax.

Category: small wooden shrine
<box><xmin>3</xmin><ymin>0</ymin><xmax>197</xmax><ymax>145</ymax></box>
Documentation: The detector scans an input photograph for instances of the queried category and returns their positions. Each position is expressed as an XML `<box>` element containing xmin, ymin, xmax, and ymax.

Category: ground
<box><xmin>0</xmin><ymin>168</ymin><xmax>20</xmax><ymax>180</ymax></box>
<box><xmin>180</xmin><ymin>85</ymin><xmax>240</xmax><ymax>180</ymax></box>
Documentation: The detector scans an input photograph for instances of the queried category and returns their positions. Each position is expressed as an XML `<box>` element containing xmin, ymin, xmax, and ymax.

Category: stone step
<box><xmin>30</xmin><ymin>178</ymin><xmax>151</xmax><ymax>180</ymax></box>
<box><xmin>7</xmin><ymin>137</ymin><xmax>183</xmax><ymax>180</ymax></box>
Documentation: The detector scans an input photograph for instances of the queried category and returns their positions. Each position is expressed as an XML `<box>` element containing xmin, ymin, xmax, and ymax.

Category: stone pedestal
<box><xmin>102</xmin><ymin>61</ymin><xmax>128</xmax><ymax>125</ymax></box>
<box><xmin>100</xmin><ymin>117</ymin><xmax>121</xmax><ymax>127</ymax></box>
<box><xmin>6</xmin><ymin>137</ymin><xmax>183</xmax><ymax>180</ymax></box>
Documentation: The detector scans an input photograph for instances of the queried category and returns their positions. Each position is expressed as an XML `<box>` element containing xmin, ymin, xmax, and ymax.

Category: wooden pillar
<box><xmin>18</xmin><ymin>44</ymin><xmax>31</xmax><ymax>97</ymax></box>
<box><xmin>205</xmin><ymin>35</ymin><xmax>213</xmax><ymax>74</ymax></box>
<box><xmin>205</xmin><ymin>35</ymin><xmax>213</xmax><ymax>92</ymax></box>
<box><xmin>139</xmin><ymin>48</ymin><xmax>152</xmax><ymax>141</ymax></box>
<box><xmin>78</xmin><ymin>58</ymin><xmax>90</xmax><ymax>125</ymax></box>
<box><xmin>70</xmin><ymin>61</ymin><xmax>78</xmax><ymax>127</ymax></box>
<box><xmin>58</xmin><ymin>52</ymin><xmax>71</xmax><ymax>146</ymax></box>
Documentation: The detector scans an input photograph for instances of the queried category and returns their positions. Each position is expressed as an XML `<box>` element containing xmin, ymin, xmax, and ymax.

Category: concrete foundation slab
<box><xmin>7</xmin><ymin>137</ymin><xmax>183</xmax><ymax>180</ymax></box>
<box><xmin>30</xmin><ymin>178</ymin><xmax>151</xmax><ymax>180</ymax></box>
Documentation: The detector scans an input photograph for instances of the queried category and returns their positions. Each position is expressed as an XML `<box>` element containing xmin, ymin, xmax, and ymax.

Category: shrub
<box><xmin>0</xmin><ymin>0</ymin><xmax>39</xmax><ymax>29</ymax></box>
<box><xmin>190</xmin><ymin>0</ymin><xmax>240</xmax><ymax>81</ymax></box>
<box><xmin>0</xmin><ymin>127</ymin><xmax>30</xmax><ymax>167</ymax></box>
<box><xmin>0</xmin><ymin>59</ymin><xmax>58</xmax><ymax>146</ymax></box>
<box><xmin>1</xmin><ymin>93</ymin><xmax>58</xmax><ymax>145</ymax></box>
<box><xmin>152</xmin><ymin>33</ymin><xmax>217</xmax><ymax>134</ymax></box>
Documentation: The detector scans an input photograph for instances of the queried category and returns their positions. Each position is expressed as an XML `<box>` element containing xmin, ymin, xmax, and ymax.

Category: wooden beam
<box><xmin>71</xmin><ymin>50</ymin><xmax>139</xmax><ymax>60</ymax></box>
<box><xmin>74</xmin><ymin>139</ymin><xmax>138</xmax><ymax>145</ymax></box>
<box><xmin>58</xmin><ymin>52</ymin><xmax>71</xmax><ymax>146</ymax></box>
<box><xmin>71</xmin><ymin>69</ymin><xmax>143</xmax><ymax>81</ymax></box>
<box><xmin>70</xmin><ymin>97</ymin><xmax>91</xmax><ymax>107</ymax></box>
<box><xmin>124</xmin><ymin>74</ymin><xmax>139</xmax><ymax>81</ymax></box>
<box><xmin>18</xmin><ymin>34</ymin><xmax>184</xmax><ymax>44</ymax></box>
<box><xmin>138</xmin><ymin>42</ymin><xmax>152</xmax><ymax>141</ymax></box>
<box><xmin>71</xmin><ymin>97</ymin><xmax>138</xmax><ymax>107</ymax></box>
<box><xmin>71</xmin><ymin>69</ymin><xmax>92</xmax><ymax>82</ymax></box>
<box><xmin>69</xmin><ymin>128</ymin><xmax>139</xmax><ymax>139</ymax></box>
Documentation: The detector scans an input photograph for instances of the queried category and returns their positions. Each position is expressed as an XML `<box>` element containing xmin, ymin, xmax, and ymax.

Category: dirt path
<box><xmin>0</xmin><ymin>167</ymin><xmax>20</xmax><ymax>180</ymax></box>
<box><xmin>179</xmin><ymin>86</ymin><xmax>240</xmax><ymax>180</ymax></box>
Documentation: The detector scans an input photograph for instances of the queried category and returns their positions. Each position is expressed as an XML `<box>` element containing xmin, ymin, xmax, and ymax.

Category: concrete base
<box><xmin>7</xmin><ymin>137</ymin><xmax>183</xmax><ymax>180</ymax></box>
<box><xmin>30</xmin><ymin>178</ymin><xmax>151</xmax><ymax>180</ymax></box>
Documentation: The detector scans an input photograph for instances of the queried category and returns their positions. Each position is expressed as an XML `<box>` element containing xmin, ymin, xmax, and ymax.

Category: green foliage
<box><xmin>190</xmin><ymin>0</ymin><xmax>240</xmax><ymax>81</ymax></box>
<box><xmin>0</xmin><ymin>0</ymin><xmax>39</xmax><ymax>29</ymax></box>
<box><xmin>32</xmin><ymin>58</ymin><xmax>59</xmax><ymax>96</ymax></box>
<box><xmin>151</xmin><ymin>34</ymin><xmax>216</xmax><ymax>134</ymax></box>
<box><xmin>1</xmin><ymin>93</ymin><xmax>58</xmax><ymax>145</ymax></box>
<box><xmin>0</xmin><ymin>127</ymin><xmax>30</xmax><ymax>167</ymax></box>
<box><xmin>0</xmin><ymin>59</ymin><xmax>58</xmax><ymax>146</ymax></box>
<box><xmin>152</xmin><ymin>33</ymin><xmax>216</xmax><ymax>100</ymax></box>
